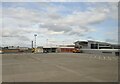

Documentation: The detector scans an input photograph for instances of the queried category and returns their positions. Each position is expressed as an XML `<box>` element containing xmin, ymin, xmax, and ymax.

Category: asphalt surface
<box><xmin>2</xmin><ymin>53</ymin><xmax>118</xmax><ymax>82</ymax></box>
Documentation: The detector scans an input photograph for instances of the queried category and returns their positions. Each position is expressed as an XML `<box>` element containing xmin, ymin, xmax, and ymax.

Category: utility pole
<box><xmin>34</xmin><ymin>34</ymin><xmax>37</xmax><ymax>48</ymax></box>
<box><xmin>31</xmin><ymin>41</ymin><xmax>33</xmax><ymax>48</ymax></box>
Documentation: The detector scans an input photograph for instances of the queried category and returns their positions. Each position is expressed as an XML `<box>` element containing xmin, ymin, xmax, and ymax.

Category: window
<box><xmin>102</xmin><ymin>52</ymin><xmax>112</xmax><ymax>53</ymax></box>
<box><xmin>91</xmin><ymin>44</ymin><xmax>98</xmax><ymax>49</ymax></box>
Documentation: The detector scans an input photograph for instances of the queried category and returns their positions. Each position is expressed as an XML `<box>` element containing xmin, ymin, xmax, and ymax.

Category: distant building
<box><xmin>43</xmin><ymin>47</ymin><xmax>57</xmax><ymax>53</ymax></box>
<box><xmin>57</xmin><ymin>45</ymin><xmax>75</xmax><ymax>53</ymax></box>
<box><xmin>35</xmin><ymin>46</ymin><xmax>43</xmax><ymax>53</ymax></box>
<box><xmin>2</xmin><ymin>46</ymin><xmax>30</xmax><ymax>53</ymax></box>
<box><xmin>18</xmin><ymin>47</ymin><xmax>29</xmax><ymax>50</ymax></box>
<box><xmin>2</xmin><ymin>49</ymin><xmax>19</xmax><ymax>53</ymax></box>
<box><xmin>74</xmin><ymin>40</ymin><xmax>119</xmax><ymax>56</ymax></box>
<box><xmin>74</xmin><ymin>40</ymin><xmax>119</xmax><ymax>49</ymax></box>
<box><xmin>42</xmin><ymin>45</ymin><xmax>75</xmax><ymax>53</ymax></box>
<box><xmin>59</xmin><ymin>45</ymin><xmax>75</xmax><ymax>47</ymax></box>
<box><xmin>6</xmin><ymin>46</ymin><xmax>18</xmax><ymax>49</ymax></box>
<box><xmin>57</xmin><ymin>47</ymin><xmax>74</xmax><ymax>53</ymax></box>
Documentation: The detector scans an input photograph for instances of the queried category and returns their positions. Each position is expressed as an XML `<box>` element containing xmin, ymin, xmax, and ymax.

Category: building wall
<box><xmin>2</xmin><ymin>49</ymin><xmax>20</xmax><ymax>53</ymax></box>
<box><xmin>81</xmin><ymin>49</ymin><xmax>119</xmax><ymax>56</ymax></box>
<box><xmin>75</xmin><ymin>41</ymin><xmax>113</xmax><ymax>49</ymax></box>
<box><xmin>88</xmin><ymin>41</ymin><xmax>112</xmax><ymax>49</ymax></box>
<box><xmin>43</xmin><ymin>48</ymin><xmax>57</xmax><ymax>53</ymax></box>
<box><xmin>58</xmin><ymin>48</ymin><xmax>74</xmax><ymax>53</ymax></box>
<box><xmin>35</xmin><ymin>48</ymin><xmax>43</xmax><ymax>53</ymax></box>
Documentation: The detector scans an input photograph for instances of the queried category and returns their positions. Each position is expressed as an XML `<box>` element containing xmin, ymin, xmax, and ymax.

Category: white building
<box><xmin>74</xmin><ymin>40</ymin><xmax>115</xmax><ymax>49</ymax></box>
<box><xmin>74</xmin><ymin>40</ymin><xmax>119</xmax><ymax>56</ymax></box>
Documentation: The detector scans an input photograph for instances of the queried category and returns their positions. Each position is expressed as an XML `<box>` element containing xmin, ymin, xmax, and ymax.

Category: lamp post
<box><xmin>46</xmin><ymin>39</ymin><xmax>48</xmax><ymax>46</ymax></box>
<box><xmin>34</xmin><ymin>34</ymin><xmax>37</xmax><ymax>48</ymax></box>
<box><xmin>63</xmin><ymin>41</ymin><xmax>65</xmax><ymax>46</ymax></box>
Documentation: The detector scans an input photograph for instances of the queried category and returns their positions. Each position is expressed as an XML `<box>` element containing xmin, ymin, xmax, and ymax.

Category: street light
<box><xmin>62</xmin><ymin>41</ymin><xmax>65</xmax><ymax>46</ymax></box>
<box><xmin>34</xmin><ymin>34</ymin><xmax>37</xmax><ymax>48</ymax></box>
<box><xmin>46</xmin><ymin>39</ymin><xmax>48</xmax><ymax>46</ymax></box>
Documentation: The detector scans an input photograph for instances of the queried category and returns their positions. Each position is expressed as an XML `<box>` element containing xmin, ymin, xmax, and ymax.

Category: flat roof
<box><xmin>43</xmin><ymin>46</ymin><xmax>75</xmax><ymax>48</ymax></box>
<box><xmin>75</xmin><ymin>40</ymin><xmax>112</xmax><ymax>45</ymax></box>
<box><xmin>59</xmin><ymin>47</ymin><xmax>74</xmax><ymax>48</ymax></box>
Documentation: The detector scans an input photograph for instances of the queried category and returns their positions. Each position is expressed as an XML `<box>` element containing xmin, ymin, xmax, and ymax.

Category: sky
<box><xmin>1</xmin><ymin>2</ymin><xmax>118</xmax><ymax>47</ymax></box>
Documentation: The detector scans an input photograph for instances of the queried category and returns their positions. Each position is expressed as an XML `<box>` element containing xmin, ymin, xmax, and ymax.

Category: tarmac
<box><xmin>2</xmin><ymin>53</ymin><xmax>118</xmax><ymax>82</ymax></box>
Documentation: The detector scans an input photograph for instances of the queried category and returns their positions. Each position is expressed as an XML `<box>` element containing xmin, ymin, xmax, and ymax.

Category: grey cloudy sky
<box><xmin>1</xmin><ymin>1</ymin><xmax>118</xmax><ymax>47</ymax></box>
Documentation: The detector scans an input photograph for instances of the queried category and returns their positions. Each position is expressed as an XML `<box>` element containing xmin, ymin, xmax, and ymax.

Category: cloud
<box><xmin>105</xmin><ymin>30</ymin><xmax>118</xmax><ymax>38</ymax></box>
<box><xmin>38</xmin><ymin>7</ymin><xmax>108</xmax><ymax>36</ymax></box>
<box><xmin>2</xmin><ymin>2</ymin><xmax>115</xmax><ymax>31</ymax></box>
<box><xmin>86</xmin><ymin>2</ymin><xmax>118</xmax><ymax>20</ymax></box>
<box><xmin>2</xmin><ymin>27</ymin><xmax>31</xmax><ymax>42</ymax></box>
<box><xmin>1</xmin><ymin>2</ymin><xmax>118</xmax><ymax>46</ymax></box>
<box><xmin>1</xmin><ymin>0</ymin><xmax>119</xmax><ymax>2</ymax></box>
<box><xmin>39</xmin><ymin>23</ymin><xmax>71</xmax><ymax>32</ymax></box>
<box><xmin>105</xmin><ymin>38</ymin><xmax>118</xmax><ymax>44</ymax></box>
<box><xmin>87</xmin><ymin>36</ymin><xmax>94</xmax><ymax>39</ymax></box>
<box><xmin>62</xmin><ymin>8</ymin><xmax>108</xmax><ymax>25</ymax></box>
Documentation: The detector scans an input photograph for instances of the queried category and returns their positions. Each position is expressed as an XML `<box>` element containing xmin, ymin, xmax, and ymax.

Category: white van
<box><xmin>0</xmin><ymin>50</ymin><xmax>2</xmax><ymax>54</ymax></box>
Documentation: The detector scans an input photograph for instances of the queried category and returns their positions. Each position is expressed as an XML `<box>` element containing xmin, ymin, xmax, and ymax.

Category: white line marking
<box><xmin>104</xmin><ymin>57</ymin><xmax>105</xmax><ymax>60</ymax></box>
